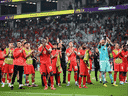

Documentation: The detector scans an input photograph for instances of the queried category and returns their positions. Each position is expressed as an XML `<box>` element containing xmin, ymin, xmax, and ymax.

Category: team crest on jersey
<box><xmin>43</xmin><ymin>51</ymin><xmax>46</xmax><ymax>54</ymax></box>
<box><xmin>49</xmin><ymin>66</ymin><xmax>52</xmax><ymax>70</ymax></box>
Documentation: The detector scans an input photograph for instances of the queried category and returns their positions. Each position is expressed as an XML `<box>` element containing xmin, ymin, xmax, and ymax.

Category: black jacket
<box><xmin>94</xmin><ymin>52</ymin><xmax>100</xmax><ymax>69</ymax></box>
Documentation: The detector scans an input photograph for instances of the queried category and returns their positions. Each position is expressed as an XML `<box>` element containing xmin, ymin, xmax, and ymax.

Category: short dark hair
<box><xmin>24</xmin><ymin>42</ymin><xmax>28</xmax><ymax>45</ymax></box>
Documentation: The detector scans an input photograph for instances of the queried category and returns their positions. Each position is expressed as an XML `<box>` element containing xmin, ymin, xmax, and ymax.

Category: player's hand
<box><xmin>46</xmin><ymin>37</ymin><xmax>49</xmax><ymax>43</ymax></box>
<box><xmin>60</xmin><ymin>40</ymin><xmax>62</xmax><ymax>44</ymax></box>
<box><xmin>124</xmin><ymin>55</ymin><xmax>127</xmax><ymax>58</ymax></box>
<box><xmin>121</xmin><ymin>45</ymin><xmax>123</xmax><ymax>50</ymax></box>
<box><xmin>55</xmin><ymin>54</ymin><xmax>57</xmax><ymax>57</ymax></box>
<box><xmin>20</xmin><ymin>49</ymin><xmax>23</xmax><ymax>53</ymax></box>
<box><xmin>57</xmin><ymin>38</ymin><xmax>59</xmax><ymax>43</ymax></box>
<box><xmin>31</xmin><ymin>50</ymin><xmax>35</xmax><ymax>53</ymax></box>
<box><xmin>3</xmin><ymin>62</ymin><xmax>5</xmax><ymax>66</ymax></box>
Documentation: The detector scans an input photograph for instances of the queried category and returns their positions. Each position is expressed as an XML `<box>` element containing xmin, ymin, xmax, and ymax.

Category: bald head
<box><xmin>115</xmin><ymin>43</ymin><xmax>119</xmax><ymax>49</ymax></box>
<box><xmin>100</xmin><ymin>39</ymin><xmax>105</xmax><ymax>45</ymax></box>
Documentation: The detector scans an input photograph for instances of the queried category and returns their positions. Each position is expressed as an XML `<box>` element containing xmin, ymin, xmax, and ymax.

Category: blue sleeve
<box><xmin>97</xmin><ymin>44</ymin><xmax>101</xmax><ymax>50</ymax></box>
<box><xmin>105</xmin><ymin>43</ymin><xmax>110</xmax><ymax>47</ymax></box>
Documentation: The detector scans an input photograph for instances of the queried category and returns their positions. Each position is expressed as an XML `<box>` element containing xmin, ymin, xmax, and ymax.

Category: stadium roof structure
<box><xmin>0</xmin><ymin>2</ymin><xmax>128</xmax><ymax>20</ymax></box>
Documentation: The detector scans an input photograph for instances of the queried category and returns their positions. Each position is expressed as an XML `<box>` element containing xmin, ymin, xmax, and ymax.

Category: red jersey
<box><xmin>66</xmin><ymin>47</ymin><xmax>77</xmax><ymax>62</ymax></box>
<box><xmin>38</xmin><ymin>44</ymin><xmax>52</xmax><ymax>63</ymax></box>
<box><xmin>112</xmin><ymin>49</ymin><xmax>122</xmax><ymax>64</ymax></box>
<box><xmin>121</xmin><ymin>50</ymin><xmax>128</xmax><ymax>65</ymax></box>
<box><xmin>78</xmin><ymin>49</ymin><xmax>86</xmax><ymax>64</ymax></box>
<box><xmin>51</xmin><ymin>49</ymin><xmax>61</xmax><ymax>62</ymax></box>
<box><xmin>13</xmin><ymin>48</ymin><xmax>25</xmax><ymax>66</ymax></box>
<box><xmin>48</xmin><ymin>42</ymin><xmax>53</xmax><ymax>49</ymax></box>
<box><xmin>4</xmin><ymin>48</ymin><xmax>14</xmax><ymax>54</ymax></box>
<box><xmin>0</xmin><ymin>50</ymin><xmax>4</xmax><ymax>65</ymax></box>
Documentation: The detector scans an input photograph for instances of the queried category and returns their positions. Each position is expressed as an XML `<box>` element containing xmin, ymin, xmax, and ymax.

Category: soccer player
<box><xmin>51</xmin><ymin>42</ymin><xmax>62</xmax><ymax>87</ymax></box>
<box><xmin>10</xmin><ymin>41</ymin><xmax>25</xmax><ymax>90</ymax></box>
<box><xmin>98</xmin><ymin>38</ymin><xmax>118</xmax><ymax>87</ymax></box>
<box><xmin>78</xmin><ymin>43</ymin><xmax>88</xmax><ymax>88</ymax></box>
<box><xmin>0</xmin><ymin>46</ymin><xmax>5</xmax><ymax>83</ymax></box>
<box><xmin>38</xmin><ymin>39</ymin><xmax>56</xmax><ymax>90</ymax></box>
<box><xmin>112</xmin><ymin>43</ymin><xmax>123</xmax><ymax>85</ymax></box>
<box><xmin>120</xmin><ymin>44</ymin><xmax>128</xmax><ymax>85</ymax></box>
<box><xmin>66</xmin><ymin>41</ymin><xmax>78</xmax><ymax>86</ymax></box>
<box><xmin>23</xmin><ymin>42</ymin><xmax>38</xmax><ymax>87</ymax></box>
<box><xmin>2</xmin><ymin>42</ymin><xmax>14</xmax><ymax>87</ymax></box>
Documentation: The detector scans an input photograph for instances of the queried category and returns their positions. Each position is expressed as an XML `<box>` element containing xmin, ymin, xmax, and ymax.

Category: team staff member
<box><xmin>10</xmin><ymin>41</ymin><xmax>25</xmax><ymax>90</ymax></box>
<box><xmin>94</xmin><ymin>48</ymin><xmax>100</xmax><ymax>81</ymax></box>
<box><xmin>57</xmin><ymin>39</ymin><xmax>67</xmax><ymax>84</ymax></box>
<box><xmin>1</xmin><ymin>42</ymin><xmax>14</xmax><ymax>88</ymax></box>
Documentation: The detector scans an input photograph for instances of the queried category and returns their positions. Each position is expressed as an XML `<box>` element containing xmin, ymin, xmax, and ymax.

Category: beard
<box><xmin>83</xmin><ymin>47</ymin><xmax>86</xmax><ymax>50</ymax></box>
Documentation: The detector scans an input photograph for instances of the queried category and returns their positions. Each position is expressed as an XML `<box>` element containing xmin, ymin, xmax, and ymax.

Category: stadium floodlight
<box><xmin>15</xmin><ymin>5</ymin><xmax>17</xmax><ymax>7</ymax></box>
<box><xmin>33</xmin><ymin>3</ymin><xmax>36</xmax><ymax>5</ymax></box>
<box><xmin>9</xmin><ymin>4</ymin><xmax>11</xmax><ymax>6</ymax></box>
<box><xmin>12</xmin><ymin>5</ymin><xmax>14</xmax><ymax>7</ymax></box>
<box><xmin>26</xmin><ymin>2</ymin><xmax>29</xmax><ymax>3</ymax></box>
<box><xmin>52</xmin><ymin>1</ymin><xmax>55</xmax><ymax>2</ymax></box>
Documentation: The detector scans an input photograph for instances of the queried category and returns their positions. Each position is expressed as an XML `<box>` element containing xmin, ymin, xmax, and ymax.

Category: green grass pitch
<box><xmin>0</xmin><ymin>71</ymin><xmax>128</xmax><ymax>96</ymax></box>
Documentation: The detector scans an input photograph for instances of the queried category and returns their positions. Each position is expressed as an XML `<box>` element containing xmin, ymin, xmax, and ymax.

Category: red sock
<box><xmin>32</xmin><ymin>78</ymin><xmax>35</xmax><ymax>83</ymax></box>
<box><xmin>114</xmin><ymin>71</ymin><xmax>117</xmax><ymax>82</ymax></box>
<box><xmin>120</xmin><ymin>73</ymin><xmax>123</xmax><ymax>82</ymax></box>
<box><xmin>57</xmin><ymin>75</ymin><xmax>60</xmax><ymax>84</ymax></box>
<box><xmin>123</xmin><ymin>76</ymin><xmax>126</xmax><ymax>82</ymax></box>
<box><xmin>2</xmin><ymin>78</ymin><xmax>5</xmax><ymax>83</ymax></box>
<box><xmin>7</xmin><ymin>73</ymin><xmax>9</xmax><ymax>81</ymax></box>
<box><xmin>83</xmin><ymin>77</ymin><xmax>86</xmax><ymax>86</ymax></box>
<box><xmin>79</xmin><ymin>77</ymin><xmax>82</xmax><ymax>86</ymax></box>
<box><xmin>43</xmin><ymin>76</ymin><xmax>47</xmax><ymax>87</ymax></box>
<box><xmin>125</xmin><ymin>76</ymin><xmax>126</xmax><ymax>81</ymax></box>
<box><xmin>87</xmin><ymin>74</ymin><xmax>91</xmax><ymax>83</ymax></box>
<box><xmin>50</xmin><ymin>76</ymin><xmax>54</xmax><ymax>87</ymax></box>
<box><xmin>26</xmin><ymin>79</ymin><xmax>29</xmax><ymax>84</ymax></box>
<box><xmin>9</xmin><ymin>78</ymin><xmax>11</xmax><ymax>83</ymax></box>
<box><xmin>68</xmin><ymin>73</ymin><xmax>71</xmax><ymax>82</ymax></box>
<box><xmin>74</xmin><ymin>73</ymin><xmax>77</xmax><ymax>82</ymax></box>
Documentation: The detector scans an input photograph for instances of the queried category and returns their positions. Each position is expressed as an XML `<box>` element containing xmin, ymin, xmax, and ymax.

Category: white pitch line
<box><xmin>2</xmin><ymin>92</ymin><xmax>103</xmax><ymax>96</ymax></box>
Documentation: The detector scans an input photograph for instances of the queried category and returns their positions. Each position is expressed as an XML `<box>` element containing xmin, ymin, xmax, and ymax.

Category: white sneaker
<box><xmin>75</xmin><ymin>82</ymin><xmax>78</xmax><ymax>86</ymax></box>
<box><xmin>1</xmin><ymin>84</ymin><xmax>5</xmax><ymax>88</ymax></box>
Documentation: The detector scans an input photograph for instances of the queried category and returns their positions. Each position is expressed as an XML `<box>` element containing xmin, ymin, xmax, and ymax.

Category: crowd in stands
<box><xmin>0</xmin><ymin>10</ymin><xmax>128</xmax><ymax>53</ymax></box>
